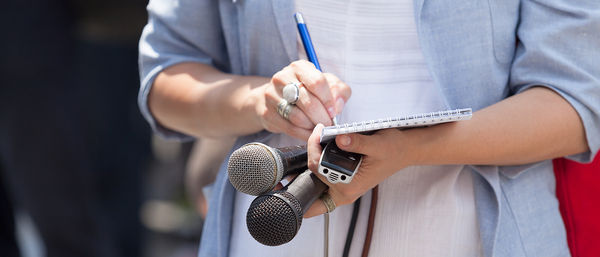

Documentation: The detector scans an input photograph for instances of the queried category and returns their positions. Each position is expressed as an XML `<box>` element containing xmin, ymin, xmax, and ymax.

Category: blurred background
<box><xmin>0</xmin><ymin>1</ymin><xmax>212</xmax><ymax>256</ymax></box>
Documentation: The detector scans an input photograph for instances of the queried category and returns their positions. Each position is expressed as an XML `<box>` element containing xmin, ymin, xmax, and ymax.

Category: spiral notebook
<box><xmin>320</xmin><ymin>108</ymin><xmax>473</xmax><ymax>142</ymax></box>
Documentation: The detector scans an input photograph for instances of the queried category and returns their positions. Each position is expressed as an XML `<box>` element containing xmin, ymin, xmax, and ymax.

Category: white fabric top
<box><xmin>230</xmin><ymin>0</ymin><xmax>483</xmax><ymax>256</ymax></box>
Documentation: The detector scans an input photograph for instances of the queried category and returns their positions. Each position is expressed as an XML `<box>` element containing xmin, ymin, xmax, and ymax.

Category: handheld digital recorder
<box><xmin>318</xmin><ymin>140</ymin><xmax>362</xmax><ymax>184</ymax></box>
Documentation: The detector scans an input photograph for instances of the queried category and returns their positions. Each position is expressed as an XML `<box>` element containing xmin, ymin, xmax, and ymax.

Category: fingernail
<box><xmin>314</xmin><ymin>123</ymin><xmax>323</xmax><ymax>132</ymax></box>
<box><xmin>335</xmin><ymin>98</ymin><xmax>345</xmax><ymax>114</ymax></box>
<box><xmin>327</xmin><ymin>107</ymin><xmax>336</xmax><ymax>118</ymax></box>
<box><xmin>339</xmin><ymin>135</ymin><xmax>351</xmax><ymax>147</ymax></box>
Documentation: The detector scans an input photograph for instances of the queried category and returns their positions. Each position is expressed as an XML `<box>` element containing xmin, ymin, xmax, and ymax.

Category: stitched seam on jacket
<box><xmin>499</xmin><ymin>181</ymin><xmax>528</xmax><ymax>256</ymax></box>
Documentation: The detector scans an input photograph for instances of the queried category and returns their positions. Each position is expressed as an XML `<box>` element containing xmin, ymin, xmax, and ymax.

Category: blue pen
<box><xmin>294</xmin><ymin>13</ymin><xmax>322</xmax><ymax>71</ymax></box>
<box><xmin>294</xmin><ymin>13</ymin><xmax>338</xmax><ymax>125</ymax></box>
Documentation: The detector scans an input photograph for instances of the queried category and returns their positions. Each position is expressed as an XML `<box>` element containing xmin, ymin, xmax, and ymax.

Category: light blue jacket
<box><xmin>138</xmin><ymin>0</ymin><xmax>600</xmax><ymax>256</ymax></box>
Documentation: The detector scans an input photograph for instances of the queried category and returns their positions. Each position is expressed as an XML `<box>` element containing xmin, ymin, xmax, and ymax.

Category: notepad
<box><xmin>319</xmin><ymin>108</ymin><xmax>473</xmax><ymax>142</ymax></box>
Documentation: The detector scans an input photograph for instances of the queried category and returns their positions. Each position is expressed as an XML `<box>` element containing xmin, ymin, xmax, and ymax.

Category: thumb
<box><xmin>335</xmin><ymin>133</ymin><xmax>375</xmax><ymax>155</ymax></box>
<box><xmin>307</xmin><ymin>124</ymin><xmax>325</xmax><ymax>172</ymax></box>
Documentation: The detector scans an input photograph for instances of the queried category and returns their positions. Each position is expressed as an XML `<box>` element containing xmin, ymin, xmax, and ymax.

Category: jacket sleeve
<box><xmin>509</xmin><ymin>0</ymin><xmax>600</xmax><ymax>163</ymax></box>
<box><xmin>138</xmin><ymin>0</ymin><xmax>230</xmax><ymax>140</ymax></box>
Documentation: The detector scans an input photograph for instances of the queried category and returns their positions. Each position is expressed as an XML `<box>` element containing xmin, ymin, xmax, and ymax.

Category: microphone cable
<box><xmin>340</xmin><ymin>184</ymin><xmax>378</xmax><ymax>257</ymax></box>
<box><xmin>324</xmin><ymin>212</ymin><xmax>329</xmax><ymax>257</ymax></box>
<box><xmin>362</xmin><ymin>185</ymin><xmax>378</xmax><ymax>257</ymax></box>
<box><xmin>342</xmin><ymin>197</ymin><xmax>361</xmax><ymax>257</ymax></box>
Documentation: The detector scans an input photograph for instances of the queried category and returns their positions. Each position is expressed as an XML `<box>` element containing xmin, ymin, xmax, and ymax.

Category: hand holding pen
<box><xmin>268</xmin><ymin>12</ymin><xmax>350</xmax><ymax>140</ymax></box>
<box><xmin>282</xmin><ymin>12</ymin><xmax>344</xmax><ymax>126</ymax></box>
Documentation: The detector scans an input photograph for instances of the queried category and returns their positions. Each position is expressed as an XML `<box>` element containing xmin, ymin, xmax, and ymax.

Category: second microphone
<box><xmin>228</xmin><ymin>142</ymin><xmax>308</xmax><ymax>196</ymax></box>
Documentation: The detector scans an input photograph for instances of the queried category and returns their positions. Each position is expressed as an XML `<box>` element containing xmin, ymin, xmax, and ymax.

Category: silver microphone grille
<box><xmin>227</xmin><ymin>143</ymin><xmax>283</xmax><ymax>196</ymax></box>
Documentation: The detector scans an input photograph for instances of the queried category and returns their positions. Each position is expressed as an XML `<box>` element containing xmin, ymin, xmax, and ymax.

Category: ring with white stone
<box><xmin>283</xmin><ymin>82</ymin><xmax>302</xmax><ymax>105</ymax></box>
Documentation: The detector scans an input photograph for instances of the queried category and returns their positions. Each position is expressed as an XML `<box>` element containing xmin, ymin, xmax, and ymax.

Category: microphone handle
<box><xmin>276</xmin><ymin>145</ymin><xmax>308</xmax><ymax>177</ymax></box>
<box><xmin>286</xmin><ymin>169</ymin><xmax>328</xmax><ymax>214</ymax></box>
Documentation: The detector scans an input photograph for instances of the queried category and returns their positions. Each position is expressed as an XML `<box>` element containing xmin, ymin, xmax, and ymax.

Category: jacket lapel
<box><xmin>414</xmin><ymin>1</ymin><xmax>501</xmax><ymax>255</ymax></box>
<box><xmin>271</xmin><ymin>0</ymin><xmax>298</xmax><ymax>64</ymax></box>
<box><xmin>413</xmin><ymin>0</ymin><xmax>425</xmax><ymax>21</ymax></box>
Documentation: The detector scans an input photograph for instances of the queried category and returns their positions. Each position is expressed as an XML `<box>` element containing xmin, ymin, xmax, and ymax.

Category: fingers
<box><xmin>277</xmin><ymin>123</ymin><xmax>312</xmax><ymax>141</ymax></box>
<box><xmin>272</xmin><ymin>65</ymin><xmax>331</xmax><ymax>126</ymax></box>
<box><xmin>283</xmin><ymin>102</ymin><xmax>315</xmax><ymax>130</ymax></box>
<box><xmin>270</xmin><ymin>67</ymin><xmax>329</xmax><ymax>129</ymax></box>
<box><xmin>273</xmin><ymin>60</ymin><xmax>349</xmax><ymax>122</ymax></box>
<box><xmin>323</xmin><ymin>73</ymin><xmax>351</xmax><ymax>115</ymax></box>
<box><xmin>307</xmin><ymin>124</ymin><xmax>325</xmax><ymax>173</ymax></box>
<box><xmin>303</xmin><ymin>195</ymin><xmax>329</xmax><ymax>218</ymax></box>
<box><xmin>260</xmin><ymin>99</ymin><xmax>307</xmax><ymax>133</ymax></box>
<box><xmin>304</xmin><ymin>187</ymin><xmax>359</xmax><ymax>219</ymax></box>
<box><xmin>304</xmin><ymin>128</ymin><xmax>392</xmax><ymax>218</ymax></box>
<box><xmin>263</xmin><ymin>60</ymin><xmax>352</xmax><ymax>140</ymax></box>
<box><xmin>288</xmin><ymin>61</ymin><xmax>338</xmax><ymax>118</ymax></box>
<box><xmin>306</xmin><ymin>124</ymin><xmax>353</xmax><ymax>218</ymax></box>
<box><xmin>272</xmin><ymin>182</ymin><xmax>284</xmax><ymax>191</ymax></box>
<box><xmin>294</xmin><ymin>86</ymin><xmax>333</xmax><ymax>127</ymax></box>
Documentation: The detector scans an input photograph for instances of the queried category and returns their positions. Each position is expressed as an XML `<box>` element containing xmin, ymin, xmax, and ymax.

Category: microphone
<box><xmin>246</xmin><ymin>169</ymin><xmax>328</xmax><ymax>246</ymax></box>
<box><xmin>227</xmin><ymin>142</ymin><xmax>307</xmax><ymax>196</ymax></box>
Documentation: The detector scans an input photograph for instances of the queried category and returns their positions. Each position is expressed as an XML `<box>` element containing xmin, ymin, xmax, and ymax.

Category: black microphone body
<box><xmin>228</xmin><ymin>142</ymin><xmax>307</xmax><ymax>196</ymax></box>
<box><xmin>246</xmin><ymin>169</ymin><xmax>328</xmax><ymax>246</ymax></box>
<box><xmin>277</xmin><ymin>144</ymin><xmax>308</xmax><ymax>175</ymax></box>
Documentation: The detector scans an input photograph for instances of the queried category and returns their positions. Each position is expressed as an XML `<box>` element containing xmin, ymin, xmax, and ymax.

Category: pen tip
<box><xmin>294</xmin><ymin>13</ymin><xmax>304</xmax><ymax>24</ymax></box>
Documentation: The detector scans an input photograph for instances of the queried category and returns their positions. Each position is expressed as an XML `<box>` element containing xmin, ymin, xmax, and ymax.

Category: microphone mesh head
<box><xmin>246</xmin><ymin>191</ymin><xmax>303</xmax><ymax>246</ymax></box>
<box><xmin>227</xmin><ymin>143</ymin><xmax>283</xmax><ymax>196</ymax></box>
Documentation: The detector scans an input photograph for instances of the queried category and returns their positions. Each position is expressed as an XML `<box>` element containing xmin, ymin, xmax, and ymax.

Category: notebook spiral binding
<box><xmin>320</xmin><ymin>108</ymin><xmax>473</xmax><ymax>143</ymax></box>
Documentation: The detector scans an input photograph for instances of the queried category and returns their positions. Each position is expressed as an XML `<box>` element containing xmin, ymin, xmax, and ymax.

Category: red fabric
<box><xmin>553</xmin><ymin>156</ymin><xmax>600</xmax><ymax>257</ymax></box>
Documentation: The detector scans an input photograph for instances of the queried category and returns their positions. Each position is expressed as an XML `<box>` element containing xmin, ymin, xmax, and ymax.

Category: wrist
<box><xmin>399</xmin><ymin>125</ymin><xmax>445</xmax><ymax>167</ymax></box>
<box><xmin>246</xmin><ymin>85</ymin><xmax>268</xmax><ymax>131</ymax></box>
<box><xmin>397</xmin><ymin>128</ymin><xmax>427</xmax><ymax>168</ymax></box>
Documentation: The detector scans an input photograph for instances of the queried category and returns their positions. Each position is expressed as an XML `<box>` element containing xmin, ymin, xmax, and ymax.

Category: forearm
<box><xmin>305</xmin><ymin>86</ymin><xmax>590</xmax><ymax>217</ymax></box>
<box><xmin>149</xmin><ymin>62</ymin><xmax>270</xmax><ymax>138</ymax></box>
<box><xmin>410</xmin><ymin>87</ymin><xmax>588</xmax><ymax>166</ymax></box>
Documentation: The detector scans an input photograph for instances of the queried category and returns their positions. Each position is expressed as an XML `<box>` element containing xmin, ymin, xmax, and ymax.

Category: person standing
<box><xmin>139</xmin><ymin>0</ymin><xmax>600</xmax><ymax>256</ymax></box>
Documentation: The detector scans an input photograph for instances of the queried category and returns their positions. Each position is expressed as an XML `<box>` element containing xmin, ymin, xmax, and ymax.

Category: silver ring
<box><xmin>277</xmin><ymin>99</ymin><xmax>288</xmax><ymax>117</ymax></box>
<box><xmin>283</xmin><ymin>82</ymin><xmax>302</xmax><ymax>105</ymax></box>
<box><xmin>277</xmin><ymin>99</ymin><xmax>295</xmax><ymax>120</ymax></box>
<box><xmin>283</xmin><ymin>102</ymin><xmax>294</xmax><ymax>120</ymax></box>
<box><xmin>320</xmin><ymin>193</ymin><xmax>336</xmax><ymax>213</ymax></box>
